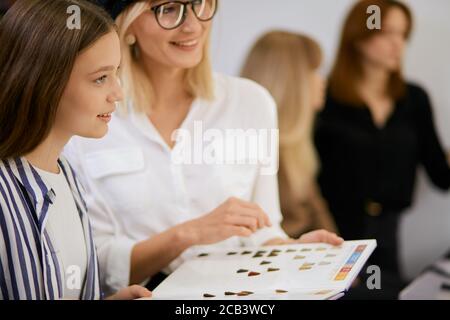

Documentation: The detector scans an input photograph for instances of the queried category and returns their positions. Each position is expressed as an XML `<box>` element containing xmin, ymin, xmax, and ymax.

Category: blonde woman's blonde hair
<box><xmin>115</xmin><ymin>1</ymin><xmax>215</xmax><ymax>114</ymax></box>
<box><xmin>241</xmin><ymin>30</ymin><xmax>323</xmax><ymax>198</ymax></box>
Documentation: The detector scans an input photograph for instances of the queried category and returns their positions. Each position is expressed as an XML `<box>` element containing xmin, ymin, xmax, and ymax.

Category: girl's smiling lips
<box><xmin>97</xmin><ymin>110</ymin><xmax>114</xmax><ymax>123</ymax></box>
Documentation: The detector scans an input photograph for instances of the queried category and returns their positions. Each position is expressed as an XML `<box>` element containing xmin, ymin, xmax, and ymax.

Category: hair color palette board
<box><xmin>149</xmin><ymin>240</ymin><xmax>377</xmax><ymax>300</ymax></box>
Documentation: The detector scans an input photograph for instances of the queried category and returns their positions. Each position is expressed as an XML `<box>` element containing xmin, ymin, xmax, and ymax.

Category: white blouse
<box><xmin>64</xmin><ymin>73</ymin><xmax>287</xmax><ymax>295</ymax></box>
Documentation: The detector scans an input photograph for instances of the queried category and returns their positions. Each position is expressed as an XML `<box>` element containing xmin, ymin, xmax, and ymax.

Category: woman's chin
<box><xmin>170</xmin><ymin>54</ymin><xmax>204</xmax><ymax>70</ymax></box>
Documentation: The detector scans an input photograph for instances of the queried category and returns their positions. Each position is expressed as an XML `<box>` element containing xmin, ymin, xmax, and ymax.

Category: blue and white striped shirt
<box><xmin>0</xmin><ymin>157</ymin><xmax>101</xmax><ymax>300</ymax></box>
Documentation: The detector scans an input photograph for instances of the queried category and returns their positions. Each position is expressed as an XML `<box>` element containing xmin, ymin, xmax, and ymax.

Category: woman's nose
<box><xmin>181</xmin><ymin>5</ymin><xmax>202</xmax><ymax>32</ymax></box>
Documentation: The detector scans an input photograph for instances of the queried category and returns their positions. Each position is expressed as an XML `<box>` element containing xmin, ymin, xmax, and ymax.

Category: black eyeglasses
<box><xmin>150</xmin><ymin>0</ymin><xmax>218</xmax><ymax>30</ymax></box>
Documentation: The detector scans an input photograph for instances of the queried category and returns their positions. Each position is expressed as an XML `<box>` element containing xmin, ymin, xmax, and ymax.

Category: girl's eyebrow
<box><xmin>89</xmin><ymin>65</ymin><xmax>115</xmax><ymax>75</ymax></box>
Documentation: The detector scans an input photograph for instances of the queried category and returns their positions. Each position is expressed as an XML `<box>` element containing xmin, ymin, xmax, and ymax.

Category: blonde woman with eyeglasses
<box><xmin>65</xmin><ymin>0</ymin><xmax>343</xmax><ymax>295</ymax></box>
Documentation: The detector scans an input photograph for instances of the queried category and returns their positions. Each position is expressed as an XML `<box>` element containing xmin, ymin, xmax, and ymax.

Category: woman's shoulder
<box><xmin>404</xmin><ymin>82</ymin><xmax>434</xmax><ymax>116</ymax></box>
<box><xmin>405</xmin><ymin>82</ymin><xmax>429</xmax><ymax>97</ymax></box>
<box><xmin>212</xmin><ymin>73</ymin><xmax>277</xmax><ymax>124</ymax></box>
<box><xmin>214</xmin><ymin>73</ymin><xmax>275</xmax><ymax>104</ymax></box>
<box><xmin>214</xmin><ymin>72</ymin><xmax>269</xmax><ymax>91</ymax></box>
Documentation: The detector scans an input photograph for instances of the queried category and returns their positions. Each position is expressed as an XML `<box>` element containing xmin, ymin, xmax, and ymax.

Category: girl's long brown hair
<box><xmin>0</xmin><ymin>0</ymin><xmax>116</xmax><ymax>159</ymax></box>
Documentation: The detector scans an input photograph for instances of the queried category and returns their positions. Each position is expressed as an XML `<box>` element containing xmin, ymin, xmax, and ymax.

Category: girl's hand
<box><xmin>106</xmin><ymin>285</ymin><xmax>152</xmax><ymax>300</ymax></box>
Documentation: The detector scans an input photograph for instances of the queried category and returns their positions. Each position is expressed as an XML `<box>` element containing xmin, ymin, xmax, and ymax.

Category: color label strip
<box><xmin>334</xmin><ymin>245</ymin><xmax>367</xmax><ymax>281</ymax></box>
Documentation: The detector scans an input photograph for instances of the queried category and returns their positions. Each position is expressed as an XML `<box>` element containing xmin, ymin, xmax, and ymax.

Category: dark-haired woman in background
<box><xmin>315</xmin><ymin>0</ymin><xmax>450</xmax><ymax>299</ymax></box>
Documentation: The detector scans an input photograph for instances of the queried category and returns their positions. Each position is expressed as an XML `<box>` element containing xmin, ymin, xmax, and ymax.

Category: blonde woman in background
<box><xmin>65</xmin><ymin>0</ymin><xmax>343</xmax><ymax>295</ymax></box>
<box><xmin>241</xmin><ymin>31</ymin><xmax>338</xmax><ymax>239</ymax></box>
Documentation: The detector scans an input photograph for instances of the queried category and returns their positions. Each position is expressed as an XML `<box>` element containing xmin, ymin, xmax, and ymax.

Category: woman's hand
<box><xmin>106</xmin><ymin>285</ymin><xmax>152</xmax><ymax>300</ymax></box>
<box><xmin>130</xmin><ymin>197</ymin><xmax>272</xmax><ymax>285</ymax></box>
<box><xmin>263</xmin><ymin>237</ymin><xmax>296</xmax><ymax>246</ymax></box>
<box><xmin>180</xmin><ymin>197</ymin><xmax>272</xmax><ymax>246</ymax></box>
<box><xmin>264</xmin><ymin>229</ymin><xmax>344</xmax><ymax>246</ymax></box>
<box><xmin>296</xmin><ymin>229</ymin><xmax>344</xmax><ymax>245</ymax></box>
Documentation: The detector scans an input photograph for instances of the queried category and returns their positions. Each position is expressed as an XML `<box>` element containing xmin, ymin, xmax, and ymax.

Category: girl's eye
<box><xmin>95</xmin><ymin>75</ymin><xmax>107</xmax><ymax>85</ymax></box>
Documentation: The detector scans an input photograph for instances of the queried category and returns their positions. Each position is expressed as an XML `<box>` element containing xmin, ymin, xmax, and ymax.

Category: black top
<box><xmin>315</xmin><ymin>83</ymin><xmax>450</xmax><ymax>238</ymax></box>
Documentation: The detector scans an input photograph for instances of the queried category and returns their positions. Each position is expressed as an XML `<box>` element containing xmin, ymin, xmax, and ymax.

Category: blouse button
<box><xmin>366</xmin><ymin>200</ymin><xmax>382</xmax><ymax>217</ymax></box>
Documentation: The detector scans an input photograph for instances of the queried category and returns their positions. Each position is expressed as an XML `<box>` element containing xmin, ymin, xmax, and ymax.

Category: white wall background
<box><xmin>210</xmin><ymin>0</ymin><xmax>450</xmax><ymax>280</ymax></box>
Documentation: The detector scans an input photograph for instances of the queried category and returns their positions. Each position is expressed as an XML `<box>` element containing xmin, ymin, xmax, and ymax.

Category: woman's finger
<box><xmin>225</xmin><ymin>198</ymin><xmax>272</xmax><ymax>228</ymax></box>
<box><xmin>225</xmin><ymin>214</ymin><xmax>259</xmax><ymax>232</ymax></box>
<box><xmin>233</xmin><ymin>206</ymin><xmax>270</xmax><ymax>229</ymax></box>
<box><xmin>222</xmin><ymin>225</ymin><xmax>253</xmax><ymax>238</ymax></box>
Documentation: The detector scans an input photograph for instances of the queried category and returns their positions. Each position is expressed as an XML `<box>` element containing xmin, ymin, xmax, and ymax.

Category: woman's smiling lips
<box><xmin>169</xmin><ymin>38</ymin><xmax>199</xmax><ymax>51</ymax></box>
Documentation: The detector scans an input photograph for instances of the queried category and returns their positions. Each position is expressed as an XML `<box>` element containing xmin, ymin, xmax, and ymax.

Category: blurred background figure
<box><xmin>211</xmin><ymin>1</ymin><xmax>450</xmax><ymax>282</ymax></box>
<box><xmin>315</xmin><ymin>0</ymin><xmax>450</xmax><ymax>298</ymax></box>
<box><xmin>241</xmin><ymin>31</ymin><xmax>338</xmax><ymax>238</ymax></box>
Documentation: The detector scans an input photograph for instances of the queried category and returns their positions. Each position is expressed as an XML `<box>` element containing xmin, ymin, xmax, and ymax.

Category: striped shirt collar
<box><xmin>0</xmin><ymin>157</ymin><xmax>101</xmax><ymax>300</ymax></box>
<box><xmin>4</xmin><ymin>157</ymin><xmax>55</xmax><ymax>233</ymax></box>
